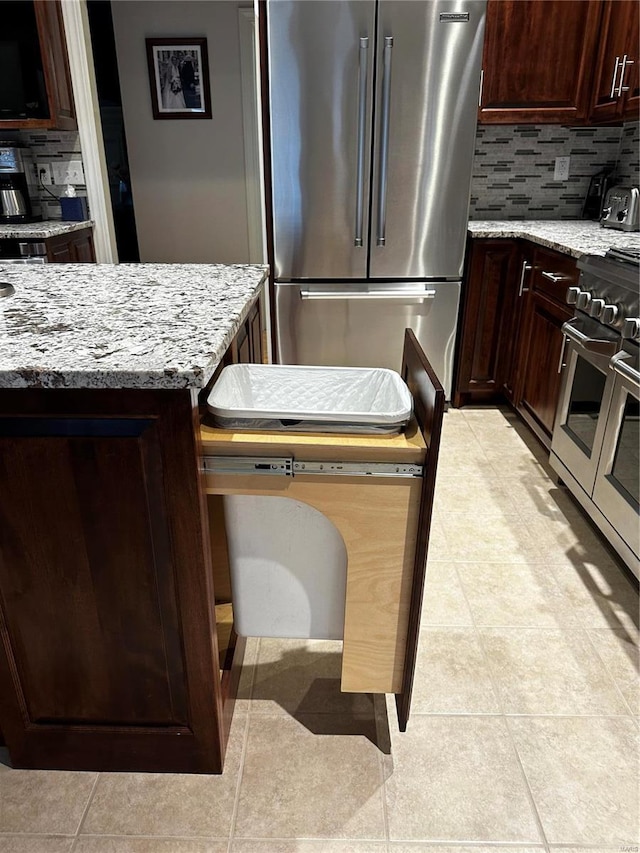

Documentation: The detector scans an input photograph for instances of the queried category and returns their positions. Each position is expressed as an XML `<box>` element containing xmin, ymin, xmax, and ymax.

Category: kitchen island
<box><xmin>0</xmin><ymin>263</ymin><xmax>268</xmax><ymax>774</ymax></box>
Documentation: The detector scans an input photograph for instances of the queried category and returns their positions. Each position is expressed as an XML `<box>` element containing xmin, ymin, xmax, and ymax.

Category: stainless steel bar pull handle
<box><xmin>300</xmin><ymin>288</ymin><xmax>436</xmax><ymax>301</ymax></box>
<box><xmin>610</xmin><ymin>56</ymin><xmax>621</xmax><ymax>98</ymax></box>
<box><xmin>542</xmin><ymin>271</ymin><xmax>570</xmax><ymax>283</ymax></box>
<box><xmin>354</xmin><ymin>37</ymin><xmax>369</xmax><ymax>247</ymax></box>
<box><xmin>518</xmin><ymin>261</ymin><xmax>532</xmax><ymax>297</ymax></box>
<box><xmin>618</xmin><ymin>55</ymin><xmax>634</xmax><ymax>94</ymax></box>
<box><xmin>376</xmin><ymin>36</ymin><xmax>393</xmax><ymax>247</ymax></box>
<box><xmin>610</xmin><ymin>351</ymin><xmax>640</xmax><ymax>386</ymax></box>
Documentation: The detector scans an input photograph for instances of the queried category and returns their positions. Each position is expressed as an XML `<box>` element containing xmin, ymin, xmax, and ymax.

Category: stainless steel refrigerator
<box><xmin>268</xmin><ymin>0</ymin><xmax>486</xmax><ymax>398</ymax></box>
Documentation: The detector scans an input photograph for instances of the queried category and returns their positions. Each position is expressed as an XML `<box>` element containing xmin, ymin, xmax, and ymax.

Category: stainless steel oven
<box><xmin>592</xmin><ymin>346</ymin><xmax>640</xmax><ymax>562</ymax></box>
<box><xmin>550</xmin><ymin>248</ymin><xmax>640</xmax><ymax>577</ymax></box>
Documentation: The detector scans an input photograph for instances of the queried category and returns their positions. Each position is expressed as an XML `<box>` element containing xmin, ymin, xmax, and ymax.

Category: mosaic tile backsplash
<box><xmin>469</xmin><ymin>122</ymin><xmax>639</xmax><ymax>220</ymax></box>
<box><xmin>1</xmin><ymin>130</ymin><xmax>88</xmax><ymax>220</ymax></box>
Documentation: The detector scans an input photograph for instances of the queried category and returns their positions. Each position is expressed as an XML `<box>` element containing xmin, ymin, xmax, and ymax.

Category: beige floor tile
<box><xmin>420</xmin><ymin>562</ymin><xmax>474</xmax><ymax>627</ymax></box>
<box><xmin>248</xmin><ymin>638</ymin><xmax>375</xmax><ymax>717</ymax></box>
<box><xmin>479</xmin><ymin>628</ymin><xmax>629</xmax><ymax>715</ymax></box>
<box><xmin>0</xmin><ymin>770</ymin><xmax>96</xmax><ymax>834</ymax></box>
<box><xmin>0</xmin><ymin>839</ymin><xmax>74</xmax><ymax>853</ymax></box>
<box><xmin>232</xmin><ymin>842</ymin><xmax>387</xmax><ymax>852</ymax></box>
<box><xmin>424</xmin><ymin>515</ymin><xmax>451</xmax><ymax>561</ymax></box>
<box><xmin>410</xmin><ymin>628</ymin><xmax>500</xmax><ymax>713</ymax></box>
<box><xmin>435</xmin><ymin>450</ymin><xmax>495</xmax><ymax>479</ymax></box>
<box><xmin>74</xmin><ymin>840</ymin><xmax>228</xmax><ymax>853</ymax></box>
<box><xmin>81</xmin><ymin>713</ymin><xmax>246</xmax><ymax>837</ymax></box>
<box><xmin>438</xmin><ymin>513</ymin><xmax>535</xmax><ymax>563</ymax></box>
<box><xmin>456</xmin><ymin>561</ymin><xmax>580</xmax><ymax>628</ymax></box>
<box><xmin>548</xmin><ymin>563</ymin><xmax>639</xmax><ymax>639</ymax></box>
<box><xmin>383</xmin><ymin>716</ymin><xmax>540</xmax><ymax>843</ymax></box>
<box><xmin>434</xmin><ymin>475</ymin><xmax>520</xmax><ymax>517</ymax></box>
<box><xmin>234</xmin><ymin>714</ymin><xmax>385</xmax><ymax>840</ymax></box>
<box><xmin>236</xmin><ymin>635</ymin><xmax>260</xmax><ymax>700</ymax></box>
<box><xmin>588</xmin><ymin>629</ymin><xmax>640</xmax><ymax>714</ymax></box>
<box><xmin>509</xmin><ymin>716</ymin><xmax>640</xmax><ymax>845</ymax></box>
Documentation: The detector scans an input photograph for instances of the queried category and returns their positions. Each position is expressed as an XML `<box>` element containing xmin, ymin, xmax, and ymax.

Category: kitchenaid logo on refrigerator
<box><xmin>439</xmin><ymin>12</ymin><xmax>470</xmax><ymax>21</ymax></box>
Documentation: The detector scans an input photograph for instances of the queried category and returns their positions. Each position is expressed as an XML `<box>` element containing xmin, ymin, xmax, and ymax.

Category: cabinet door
<box><xmin>0</xmin><ymin>390</ymin><xmax>225</xmax><ymax>773</ymax></box>
<box><xmin>33</xmin><ymin>0</ymin><xmax>76</xmax><ymax>130</ymax></box>
<box><xmin>71</xmin><ymin>232</ymin><xmax>96</xmax><ymax>263</ymax></box>
<box><xmin>502</xmin><ymin>244</ymin><xmax>534</xmax><ymax>404</ymax></box>
<box><xmin>479</xmin><ymin>0</ymin><xmax>603</xmax><ymax>124</ymax></box>
<box><xmin>621</xmin><ymin>1</ymin><xmax>640</xmax><ymax>121</ymax></box>
<box><xmin>453</xmin><ymin>239</ymin><xmax>517</xmax><ymax>406</ymax></box>
<box><xmin>590</xmin><ymin>1</ymin><xmax>638</xmax><ymax>123</ymax></box>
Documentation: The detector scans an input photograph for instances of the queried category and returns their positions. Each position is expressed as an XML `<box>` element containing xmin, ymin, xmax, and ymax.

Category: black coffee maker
<box><xmin>0</xmin><ymin>144</ymin><xmax>42</xmax><ymax>223</ymax></box>
<box><xmin>582</xmin><ymin>168</ymin><xmax>614</xmax><ymax>221</ymax></box>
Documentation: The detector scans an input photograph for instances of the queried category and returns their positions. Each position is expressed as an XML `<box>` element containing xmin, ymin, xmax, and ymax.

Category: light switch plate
<box><xmin>554</xmin><ymin>156</ymin><xmax>570</xmax><ymax>181</ymax></box>
<box><xmin>51</xmin><ymin>160</ymin><xmax>85</xmax><ymax>186</ymax></box>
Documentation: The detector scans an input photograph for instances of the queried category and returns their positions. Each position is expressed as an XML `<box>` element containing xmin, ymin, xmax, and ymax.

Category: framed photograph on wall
<box><xmin>146</xmin><ymin>37</ymin><xmax>212</xmax><ymax>119</ymax></box>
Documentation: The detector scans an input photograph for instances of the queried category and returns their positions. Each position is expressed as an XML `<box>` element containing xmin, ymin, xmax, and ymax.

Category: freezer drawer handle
<box><xmin>355</xmin><ymin>36</ymin><xmax>369</xmax><ymax>248</ymax></box>
<box><xmin>299</xmin><ymin>288</ymin><xmax>436</xmax><ymax>301</ymax></box>
<box><xmin>376</xmin><ymin>36</ymin><xmax>394</xmax><ymax>247</ymax></box>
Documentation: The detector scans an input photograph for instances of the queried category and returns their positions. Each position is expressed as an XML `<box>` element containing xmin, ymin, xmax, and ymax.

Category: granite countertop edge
<box><xmin>0</xmin><ymin>220</ymin><xmax>94</xmax><ymax>239</ymax></box>
<box><xmin>467</xmin><ymin>220</ymin><xmax>639</xmax><ymax>259</ymax></box>
<box><xmin>0</xmin><ymin>263</ymin><xmax>269</xmax><ymax>391</ymax></box>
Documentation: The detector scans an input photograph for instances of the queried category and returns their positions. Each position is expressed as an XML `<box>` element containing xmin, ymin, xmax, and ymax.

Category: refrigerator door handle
<box><xmin>300</xmin><ymin>288</ymin><xmax>436</xmax><ymax>301</ymax></box>
<box><xmin>376</xmin><ymin>36</ymin><xmax>394</xmax><ymax>248</ymax></box>
<box><xmin>354</xmin><ymin>36</ymin><xmax>369</xmax><ymax>248</ymax></box>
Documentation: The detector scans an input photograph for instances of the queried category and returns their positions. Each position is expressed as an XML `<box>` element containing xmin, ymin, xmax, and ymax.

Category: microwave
<box><xmin>0</xmin><ymin>4</ymin><xmax>49</xmax><ymax>121</ymax></box>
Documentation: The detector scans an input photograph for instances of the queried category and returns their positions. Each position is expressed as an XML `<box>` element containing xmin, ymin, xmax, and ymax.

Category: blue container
<box><xmin>60</xmin><ymin>196</ymin><xmax>89</xmax><ymax>222</ymax></box>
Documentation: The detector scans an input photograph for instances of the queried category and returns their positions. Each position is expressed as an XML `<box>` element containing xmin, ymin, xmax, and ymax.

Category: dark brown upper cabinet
<box><xmin>479</xmin><ymin>0</ymin><xmax>603</xmax><ymax>124</ymax></box>
<box><xmin>590</xmin><ymin>0</ymin><xmax>640</xmax><ymax>123</ymax></box>
<box><xmin>0</xmin><ymin>1</ymin><xmax>76</xmax><ymax>131</ymax></box>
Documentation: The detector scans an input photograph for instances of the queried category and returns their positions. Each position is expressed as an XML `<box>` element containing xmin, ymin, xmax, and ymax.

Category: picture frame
<box><xmin>145</xmin><ymin>37</ymin><xmax>212</xmax><ymax>120</ymax></box>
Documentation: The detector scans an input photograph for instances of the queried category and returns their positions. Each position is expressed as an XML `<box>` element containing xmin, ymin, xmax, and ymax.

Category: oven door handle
<box><xmin>562</xmin><ymin>321</ymin><xmax>621</xmax><ymax>356</ymax></box>
<box><xmin>610</xmin><ymin>351</ymin><xmax>640</xmax><ymax>387</ymax></box>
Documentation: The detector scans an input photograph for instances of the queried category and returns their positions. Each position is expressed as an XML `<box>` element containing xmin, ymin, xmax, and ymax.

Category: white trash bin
<box><xmin>206</xmin><ymin>363</ymin><xmax>413</xmax><ymax>639</ymax></box>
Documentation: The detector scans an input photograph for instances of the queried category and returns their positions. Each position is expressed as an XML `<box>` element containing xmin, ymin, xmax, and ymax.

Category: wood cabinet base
<box><xmin>0</xmin><ymin>389</ymin><xmax>234</xmax><ymax>773</ymax></box>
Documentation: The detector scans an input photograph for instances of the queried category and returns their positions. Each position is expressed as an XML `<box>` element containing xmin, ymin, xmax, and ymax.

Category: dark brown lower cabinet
<box><xmin>0</xmin><ymin>389</ymin><xmax>232</xmax><ymax>773</ymax></box>
<box><xmin>513</xmin><ymin>252</ymin><xmax>575</xmax><ymax>444</ymax></box>
<box><xmin>454</xmin><ymin>238</ymin><xmax>575</xmax><ymax>448</ymax></box>
<box><xmin>453</xmin><ymin>239</ymin><xmax>517</xmax><ymax>406</ymax></box>
<box><xmin>46</xmin><ymin>227</ymin><xmax>96</xmax><ymax>263</ymax></box>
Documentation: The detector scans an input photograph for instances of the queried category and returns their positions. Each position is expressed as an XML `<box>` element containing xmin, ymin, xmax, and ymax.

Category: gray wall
<box><xmin>111</xmin><ymin>1</ymin><xmax>249</xmax><ymax>263</ymax></box>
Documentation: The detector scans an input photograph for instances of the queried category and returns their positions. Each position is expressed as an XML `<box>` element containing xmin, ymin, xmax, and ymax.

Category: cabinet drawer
<box><xmin>533</xmin><ymin>248</ymin><xmax>578</xmax><ymax>303</ymax></box>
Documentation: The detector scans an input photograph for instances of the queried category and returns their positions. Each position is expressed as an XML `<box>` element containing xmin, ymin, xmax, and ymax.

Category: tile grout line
<box><xmin>226</xmin><ymin>637</ymin><xmax>260</xmax><ymax>853</ymax></box>
<box><xmin>452</xmin><ymin>553</ymin><xmax>552</xmax><ymax>853</ymax></box>
<box><xmin>69</xmin><ymin>771</ymin><xmax>101</xmax><ymax>850</ymax></box>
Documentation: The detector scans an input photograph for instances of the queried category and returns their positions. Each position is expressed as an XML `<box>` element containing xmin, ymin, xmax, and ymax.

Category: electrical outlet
<box><xmin>554</xmin><ymin>156</ymin><xmax>570</xmax><ymax>181</ymax></box>
<box><xmin>37</xmin><ymin>163</ymin><xmax>53</xmax><ymax>185</ymax></box>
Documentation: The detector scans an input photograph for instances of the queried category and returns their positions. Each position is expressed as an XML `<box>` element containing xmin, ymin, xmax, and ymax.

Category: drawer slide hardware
<box><xmin>202</xmin><ymin>456</ymin><xmax>423</xmax><ymax>479</ymax></box>
<box><xmin>202</xmin><ymin>456</ymin><xmax>294</xmax><ymax>476</ymax></box>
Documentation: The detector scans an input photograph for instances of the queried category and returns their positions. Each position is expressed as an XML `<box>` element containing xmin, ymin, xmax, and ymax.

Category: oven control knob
<box><xmin>589</xmin><ymin>298</ymin><xmax>605</xmax><ymax>319</ymax></box>
<box><xmin>601</xmin><ymin>304</ymin><xmax>619</xmax><ymax>324</ymax></box>
<box><xmin>566</xmin><ymin>286</ymin><xmax>581</xmax><ymax>305</ymax></box>
<box><xmin>576</xmin><ymin>291</ymin><xmax>591</xmax><ymax>310</ymax></box>
<box><xmin>622</xmin><ymin>317</ymin><xmax>640</xmax><ymax>340</ymax></box>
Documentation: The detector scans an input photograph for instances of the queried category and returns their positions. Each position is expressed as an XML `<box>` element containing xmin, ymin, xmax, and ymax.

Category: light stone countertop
<box><xmin>0</xmin><ymin>220</ymin><xmax>93</xmax><ymax>239</ymax></box>
<box><xmin>467</xmin><ymin>220</ymin><xmax>640</xmax><ymax>258</ymax></box>
<box><xmin>0</xmin><ymin>263</ymin><xmax>268</xmax><ymax>389</ymax></box>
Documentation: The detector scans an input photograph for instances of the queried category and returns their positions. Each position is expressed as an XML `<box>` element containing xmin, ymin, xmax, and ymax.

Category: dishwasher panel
<box><xmin>274</xmin><ymin>280</ymin><xmax>460</xmax><ymax>399</ymax></box>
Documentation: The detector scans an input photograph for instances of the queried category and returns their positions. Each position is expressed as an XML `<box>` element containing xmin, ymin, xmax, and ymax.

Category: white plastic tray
<box><xmin>206</xmin><ymin>363</ymin><xmax>412</xmax><ymax>434</ymax></box>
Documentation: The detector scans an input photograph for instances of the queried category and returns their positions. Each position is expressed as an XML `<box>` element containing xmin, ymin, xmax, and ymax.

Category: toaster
<box><xmin>600</xmin><ymin>185</ymin><xmax>639</xmax><ymax>231</ymax></box>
